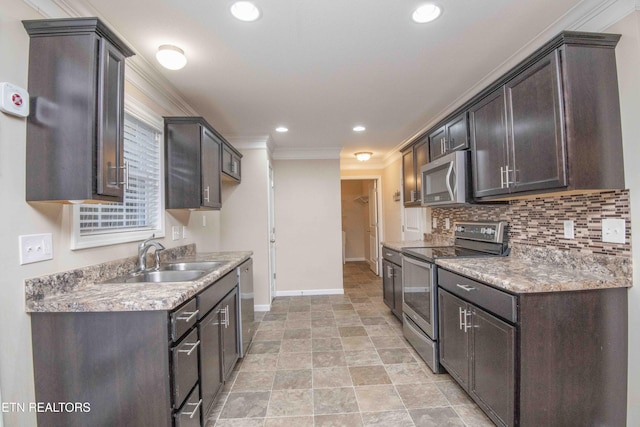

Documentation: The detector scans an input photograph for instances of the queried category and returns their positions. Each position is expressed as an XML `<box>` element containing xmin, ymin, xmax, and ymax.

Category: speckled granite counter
<box><xmin>25</xmin><ymin>247</ymin><xmax>252</xmax><ymax>312</ymax></box>
<box><xmin>436</xmin><ymin>244</ymin><xmax>631</xmax><ymax>293</ymax></box>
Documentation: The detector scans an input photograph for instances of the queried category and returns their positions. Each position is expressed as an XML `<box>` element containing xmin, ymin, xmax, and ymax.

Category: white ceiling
<box><xmin>61</xmin><ymin>0</ymin><xmax>616</xmax><ymax>163</ymax></box>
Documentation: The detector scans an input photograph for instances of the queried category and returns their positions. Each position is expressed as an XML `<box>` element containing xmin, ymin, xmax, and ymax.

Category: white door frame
<box><xmin>268</xmin><ymin>161</ymin><xmax>276</xmax><ymax>303</ymax></box>
<box><xmin>340</xmin><ymin>175</ymin><xmax>384</xmax><ymax>276</ymax></box>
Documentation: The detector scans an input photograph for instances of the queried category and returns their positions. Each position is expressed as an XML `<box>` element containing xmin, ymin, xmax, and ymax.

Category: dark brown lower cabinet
<box><xmin>438</xmin><ymin>269</ymin><xmax>628</xmax><ymax>427</ymax></box>
<box><xmin>382</xmin><ymin>259</ymin><xmax>402</xmax><ymax>320</ymax></box>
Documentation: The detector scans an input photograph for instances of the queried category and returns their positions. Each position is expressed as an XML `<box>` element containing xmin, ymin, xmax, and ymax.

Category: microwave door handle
<box><xmin>445</xmin><ymin>162</ymin><xmax>455</xmax><ymax>200</ymax></box>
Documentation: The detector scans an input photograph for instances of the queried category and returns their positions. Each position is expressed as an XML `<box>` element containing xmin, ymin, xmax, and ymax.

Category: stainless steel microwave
<box><xmin>420</xmin><ymin>150</ymin><xmax>469</xmax><ymax>206</ymax></box>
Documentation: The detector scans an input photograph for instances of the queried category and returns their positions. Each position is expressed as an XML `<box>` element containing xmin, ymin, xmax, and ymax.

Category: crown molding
<box><xmin>272</xmin><ymin>147</ymin><xmax>342</xmax><ymax>160</ymax></box>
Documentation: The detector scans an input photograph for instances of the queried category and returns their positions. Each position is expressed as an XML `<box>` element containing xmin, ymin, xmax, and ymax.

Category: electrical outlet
<box><xmin>563</xmin><ymin>220</ymin><xmax>574</xmax><ymax>239</ymax></box>
<box><xmin>182</xmin><ymin>226</ymin><xmax>187</xmax><ymax>239</ymax></box>
<box><xmin>602</xmin><ymin>218</ymin><xmax>625</xmax><ymax>244</ymax></box>
<box><xmin>19</xmin><ymin>233</ymin><xmax>53</xmax><ymax>264</ymax></box>
<box><xmin>172</xmin><ymin>226</ymin><xmax>180</xmax><ymax>241</ymax></box>
<box><xmin>445</xmin><ymin>218</ymin><xmax>450</xmax><ymax>229</ymax></box>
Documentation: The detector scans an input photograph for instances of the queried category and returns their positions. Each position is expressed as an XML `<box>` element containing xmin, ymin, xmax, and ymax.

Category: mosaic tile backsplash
<box><xmin>431</xmin><ymin>190</ymin><xmax>631</xmax><ymax>257</ymax></box>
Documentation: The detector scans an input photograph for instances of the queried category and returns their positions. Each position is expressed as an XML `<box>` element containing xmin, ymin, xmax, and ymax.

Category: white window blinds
<box><xmin>78</xmin><ymin>115</ymin><xmax>162</xmax><ymax>235</ymax></box>
<box><xmin>71</xmin><ymin>103</ymin><xmax>164</xmax><ymax>249</ymax></box>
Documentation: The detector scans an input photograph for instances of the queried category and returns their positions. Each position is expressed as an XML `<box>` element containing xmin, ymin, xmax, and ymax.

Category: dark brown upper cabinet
<box><xmin>222</xmin><ymin>142</ymin><xmax>242</xmax><ymax>183</ymax></box>
<box><xmin>470</xmin><ymin>31</ymin><xmax>624</xmax><ymax>201</ymax></box>
<box><xmin>401</xmin><ymin>136</ymin><xmax>429</xmax><ymax>206</ymax></box>
<box><xmin>165</xmin><ymin>117</ymin><xmax>223</xmax><ymax>210</ymax></box>
<box><xmin>428</xmin><ymin>113</ymin><xmax>469</xmax><ymax>161</ymax></box>
<box><xmin>23</xmin><ymin>18</ymin><xmax>134</xmax><ymax>203</ymax></box>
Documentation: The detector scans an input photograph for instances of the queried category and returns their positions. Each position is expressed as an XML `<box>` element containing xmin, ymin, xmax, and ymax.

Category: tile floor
<box><xmin>206</xmin><ymin>262</ymin><xmax>494</xmax><ymax>427</ymax></box>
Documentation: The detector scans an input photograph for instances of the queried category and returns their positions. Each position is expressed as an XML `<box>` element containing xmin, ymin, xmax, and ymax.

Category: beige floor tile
<box><xmin>344</xmin><ymin>350</ymin><xmax>383</xmax><ymax>367</ymax></box>
<box><xmin>313</xmin><ymin>367</ymin><xmax>353</xmax><ymax>388</ymax></box>
<box><xmin>354</xmin><ymin>385</ymin><xmax>404</xmax><ymax>412</ymax></box>
<box><xmin>314</xmin><ymin>413</ymin><xmax>364</xmax><ymax>426</ymax></box>
<box><xmin>232</xmin><ymin>371</ymin><xmax>276</xmax><ymax>392</ymax></box>
<box><xmin>396</xmin><ymin>383</ymin><xmax>449</xmax><ymax>409</ymax></box>
<box><xmin>280</xmin><ymin>339</ymin><xmax>312</xmax><ymax>353</ymax></box>
<box><xmin>277</xmin><ymin>352</ymin><xmax>313</xmax><ymax>370</ymax></box>
<box><xmin>361</xmin><ymin>410</ymin><xmax>414</xmax><ymax>427</ymax></box>
<box><xmin>264</xmin><ymin>416</ymin><xmax>314</xmax><ymax>427</ymax></box>
<box><xmin>312</xmin><ymin>351</ymin><xmax>347</xmax><ymax>368</ymax></box>
<box><xmin>313</xmin><ymin>387</ymin><xmax>359</xmax><ymax>415</ymax></box>
<box><xmin>341</xmin><ymin>336</ymin><xmax>374</xmax><ymax>351</ymax></box>
<box><xmin>273</xmin><ymin>369</ymin><xmax>313</xmax><ymax>390</ymax></box>
<box><xmin>349</xmin><ymin>365</ymin><xmax>392</xmax><ymax>386</ymax></box>
<box><xmin>267</xmin><ymin>389</ymin><xmax>313</xmax><ymax>417</ymax></box>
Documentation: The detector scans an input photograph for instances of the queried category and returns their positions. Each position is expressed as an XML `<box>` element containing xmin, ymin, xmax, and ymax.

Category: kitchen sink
<box><xmin>103</xmin><ymin>269</ymin><xmax>207</xmax><ymax>284</ymax></box>
<box><xmin>162</xmin><ymin>261</ymin><xmax>226</xmax><ymax>271</ymax></box>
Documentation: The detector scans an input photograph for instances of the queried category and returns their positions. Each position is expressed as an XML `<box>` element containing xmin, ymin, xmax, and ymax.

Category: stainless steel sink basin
<box><xmin>103</xmin><ymin>269</ymin><xmax>207</xmax><ymax>284</ymax></box>
<box><xmin>162</xmin><ymin>261</ymin><xmax>225</xmax><ymax>271</ymax></box>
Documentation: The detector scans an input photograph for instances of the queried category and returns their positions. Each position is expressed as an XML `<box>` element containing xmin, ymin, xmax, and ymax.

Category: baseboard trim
<box><xmin>345</xmin><ymin>257</ymin><xmax>366</xmax><ymax>262</ymax></box>
<box><xmin>275</xmin><ymin>289</ymin><xmax>345</xmax><ymax>297</ymax></box>
<box><xmin>254</xmin><ymin>304</ymin><xmax>271</xmax><ymax>312</ymax></box>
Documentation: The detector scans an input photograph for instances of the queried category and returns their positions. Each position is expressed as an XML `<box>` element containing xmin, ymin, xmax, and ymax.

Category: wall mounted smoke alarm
<box><xmin>0</xmin><ymin>82</ymin><xmax>30</xmax><ymax>117</ymax></box>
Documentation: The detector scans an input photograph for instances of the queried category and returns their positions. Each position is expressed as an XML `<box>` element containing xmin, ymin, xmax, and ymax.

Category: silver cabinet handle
<box><xmin>456</xmin><ymin>284</ymin><xmax>476</xmax><ymax>292</ymax></box>
<box><xmin>386</xmin><ymin>265</ymin><xmax>393</xmax><ymax>279</ymax></box>
<box><xmin>500</xmin><ymin>166</ymin><xmax>505</xmax><ymax>188</ymax></box>
<box><xmin>231</xmin><ymin>161</ymin><xmax>238</xmax><ymax>174</ymax></box>
<box><xmin>180</xmin><ymin>399</ymin><xmax>203</xmax><ymax>418</ymax></box>
<box><xmin>116</xmin><ymin>161</ymin><xmax>130</xmax><ymax>189</ymax></box>
<box><xmin>178</xmin><ymin>340</ymin><xmax>200</xmax><ymax>356</ymax></box>
<box><xmin>204</xmin><ymin>185</ymin><xmax>210</xmax><ymax>202</ymax></box>
<box><xmin>176</xmin><ymin>310</ymin><xmax>199</xmax><ymax>322</ymax></box>
<box><xmin>385</xmin><ymin>252</ymin><xmax>394</xmax><ymax>257</ymax></box>
<box><xmin>221</xmin><ymin>306</ymin><xmax>229</xmax><ymax>328</ymax></box>
<box><xmin>459</xmin><ymin>307</ymin><xmax>465</xmax><ymax>331</ymax></box>
<box><xmin>464</xmin><ymin>310</ymin><xmax>473</xmax><ymax>333</ymax></box>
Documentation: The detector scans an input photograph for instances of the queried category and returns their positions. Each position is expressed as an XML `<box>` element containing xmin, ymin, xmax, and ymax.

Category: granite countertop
<box><xmin>25</xmin><ymin>250</ymin><xmax>252</xmax><ymax>313</ymax></box>
<box><xmin>436</xmin><ymin>245</ymin><xmax>632</xmax><ymax>293</ymax></box>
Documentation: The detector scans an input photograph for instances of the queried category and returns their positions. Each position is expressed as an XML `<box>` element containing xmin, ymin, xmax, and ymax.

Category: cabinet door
<box><xmin>392</xmin><ymin>263</ymin><xmax>403</xmax><ymax>318</ymax></box>
<box><xmin>470</xmin><ymin>88</ymin><xmax>509</xmax><ymax>198</ymax></box>
<box><xmin>201</xmin><ymin>129</ymin><xmax>222</xmax><ymax>209</ymax></box>
<box><xmin>428</xmin><ymin>126</ymin><xmax>446</xmax><ymax>161</ymax></box>
<box><xmin>469</xmin><ymin>306</ymin><xmax>515</xmax><ymax>427</ymax></box>
<box><xmin>165</xmin><ymin>123</ymin><xmax>202</xmax><ymax>209</ymax></box>
<box><xmin>438</xmin><ymin>289</ymin><xmax>469</xmax><ymax>389</ymax></box>
<box><xmin>221</xmin><ymin>288</ymin><xmax>239</xmax><ymax>379</ymax></box>
<box><xmin>222</xmin><ymin>143</ymin><xmax>241</xmax><ymax>182</ymax></box>
<box><xmin>446</xmin><ymin>113</ymin><xmax>468</xmax><ymax>152</ymax></box>
<box><xmin>402</xmin><ymin>150</ymin><xmax>416</xmax><ymax>205</ymax></box>
<box><xmin>414</xmin><ymin>139</ymin><xmax>429</xmax><ymax>204</ymax></box>
<box><xmin>96</xmin><ymin>38</ymin><xmax>126</xmax><ymax>199</ymax></box>
<box><xmin>382</xmin><ymin>260</ymin><xmax>394</xmax><ymax>311</ymax></box>
<box><xmin>200</xmin><ymin>308</ymin><xmax>223</xmax><ymax>415</ymax></box>
<box><xmin>506</xmin><ymin>50</ymin><xmax>567</xmax><ymax>194</ymax></box>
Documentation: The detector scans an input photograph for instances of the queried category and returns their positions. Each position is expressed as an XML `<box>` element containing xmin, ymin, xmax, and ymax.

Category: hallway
<box><xmin>206</xmin><ymin>262</ymin><xmax>493</xmax><ymax>426</ymax></box>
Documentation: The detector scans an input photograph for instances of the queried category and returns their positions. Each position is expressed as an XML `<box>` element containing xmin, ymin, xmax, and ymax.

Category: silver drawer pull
<box><xmin>178</xmin><ymin>340</ymin><xmax>200</xmax><ymax>356</ymax></box>
<box><xmin>181</xmin><ymin>399</ymin><xmax>203</xmax><ymax>418</ymax></box>
<box><xmin>456</xmin><ymin>284</ymin><xmax>476</xmax><ymax>292</ymax></box>
<box><xmin>176</xmin><ymin>310</ymin><xmax>199</xmax><ymax>322</ymax></box>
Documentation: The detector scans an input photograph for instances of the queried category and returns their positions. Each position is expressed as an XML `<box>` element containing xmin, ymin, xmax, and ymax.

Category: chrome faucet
<box><xmin>137</xmin><ymin>234</ymin><xmax>165</xmax><ymax>272</ymax></box>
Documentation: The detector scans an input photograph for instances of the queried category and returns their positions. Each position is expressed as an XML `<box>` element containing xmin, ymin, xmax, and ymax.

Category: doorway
<box><xmin>340</xmin><ymin>178</ymin><xmax>382</xmax><ymax>275</ymax></box>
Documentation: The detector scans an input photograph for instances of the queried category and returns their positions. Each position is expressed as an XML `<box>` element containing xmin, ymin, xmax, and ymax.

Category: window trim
<box><xmin>70</xmin><ymin>95</ymin><xmax>165</xmax><ymax>250</ymax></box>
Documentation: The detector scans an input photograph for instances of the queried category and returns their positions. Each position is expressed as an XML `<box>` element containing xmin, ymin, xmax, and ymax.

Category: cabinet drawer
<box><xmin>382</xmin><ymin>247</ymin><xmax>402</xmax><ymax>265</ymax></box>
<box><xmin>174</xmin><ymin>384</ymin><xmax>202</xmax><ymax>427</ymax></box>
<box><xmin>198</xmin><ymin>270</ymin><xmax>238</xmax><ymax>318</ymax></box>
<box><xmin>172</xmin><ymin>328</ymin><xmax>200</xmax><ymax>409</ymax></box>
<box><xmin>438</xmin><ymin>269</ymin><xmax>517</xmax><ymax>323</ymax></box>
<box><xmin>171</xmin><ymin>298</ymin><xmax>198</xmax><ymax>342</ymax></box>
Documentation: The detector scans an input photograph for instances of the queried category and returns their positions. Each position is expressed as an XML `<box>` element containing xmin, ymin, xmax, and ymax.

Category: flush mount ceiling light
<box><xmin>412</xmin><ymin>4</ymin><xmax>442</xmax><ymax>23</ymax></box>
<box><xmin>156</xmin><ymin>45</ymin><xmax>187</xmax><ymax>70</ymax></box>
<box><xmin>353</xmin><ymin>125</ymin><xmax>366</xmax><ymax>132</ymax></box>
<box><xmin>355</xmin><ymin>152</ymin><xmax>373</xmax><ymax>162</ymax></box>
<box><xmin>275</xmin><ymin>126</ymin><xmax>288</xmax><ymax>133</ymax></box>
<box><xmin>230</xmin><ymin>1</ymin><xmax>261</xmax><ymax>22</ymax></box>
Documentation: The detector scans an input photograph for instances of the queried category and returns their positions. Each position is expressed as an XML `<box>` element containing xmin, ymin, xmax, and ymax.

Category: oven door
<box><xmin>402</xmin><ymin>255</ymin><xmax>437</xmax><ymax>340</ymax></box>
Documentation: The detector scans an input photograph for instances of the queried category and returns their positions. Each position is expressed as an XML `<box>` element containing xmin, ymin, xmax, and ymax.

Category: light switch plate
<box><xmin>602</xmin><ymin>218</ymin><xmax>625</xmax><ymax>244</ymax></box>
<box><xmin>172</xmin><ymin>226</ymin><xmax>180</xmax><ymax>241</ymax></box>
<box><xmin>19</xmin><ymin>233</ymin><xmax>53</xmax><ymax>264</ymax></box>
<box><xmin>563</xmin><ymin>220</ymin><xmax>574</xmax><ymax>239</ymax></box>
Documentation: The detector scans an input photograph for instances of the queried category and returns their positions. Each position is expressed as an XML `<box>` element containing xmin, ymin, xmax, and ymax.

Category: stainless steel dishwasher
<box><xmin>237</xmin><ymin>258</ymin><xmax>255</xmax><ymax>357</ymax></box>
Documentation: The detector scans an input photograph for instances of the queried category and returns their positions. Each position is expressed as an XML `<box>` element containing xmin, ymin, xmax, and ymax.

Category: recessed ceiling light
<box><xmin>353</xmin><ymin>125</ymin><xmax>366</xmax><ymax>132</ymax></box>
<box><xmin>156</xmin><ymin>45</ymin><xmax>187</xmax><ymax>70</ymax></box>
<box><xmin>230</xmin><ymin>1</ymin><xmax>261</xmax><ymax>22</ymax></box>
<box><xmin>412</xmin><ymin>4</ymin><xmax>442</xmax><ymax>23</ymax></box>
<box><xmin>275</xmin><ymin>126</ymin><xmax>288</xmax><ymax>133</ymax></box>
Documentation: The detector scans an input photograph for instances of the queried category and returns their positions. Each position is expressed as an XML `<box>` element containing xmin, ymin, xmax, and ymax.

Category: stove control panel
<box><xmin>453</xmin><ymin>221</ymin><xmax>507</xmax><ymax>243</ymax></box>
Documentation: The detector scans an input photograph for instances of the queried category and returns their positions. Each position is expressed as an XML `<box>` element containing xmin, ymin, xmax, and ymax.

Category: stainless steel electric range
<box><xmin>401</xmin><ymin>221</ymin><xmax>509</xmax><ymax>373</ymax></box>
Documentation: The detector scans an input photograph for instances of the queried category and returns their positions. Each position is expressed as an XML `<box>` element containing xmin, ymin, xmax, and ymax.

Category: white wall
<box><xmin>606</xmin><ymin>11</ymin><xmax>640</xmax><ymax>426</ymax></box>
<box><xmin>381</xmin><ymin>158</ymin><xmax>403</xmax><ymax>242</ymax></box>
<box><xmin>220</xmin><ymin>148</ymin><xmax>271</xmax><ymax>307</ymax></box>
<box><xmin>274</xmin><ymin>159</ymin><xmax>343</xmax><ymax>294</ymax></box>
